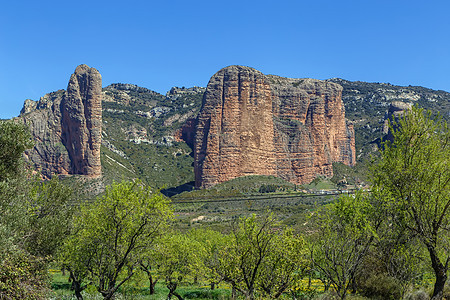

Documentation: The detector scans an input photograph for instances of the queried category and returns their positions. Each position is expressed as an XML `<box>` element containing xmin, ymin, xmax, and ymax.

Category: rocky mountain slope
<box><xmin>15</xmin><ymin>65</ymin><xmax>450</xmax><ymax>193</ymax></box>
<box><xmin>328</xmin><ymin>78</ymin><xmax>450</xmax><ymax>160</ymax></box>
<box><xmin>99</xmin><ymin>83</ymin><xmax>204</xmax><ymax>188</ymax></box>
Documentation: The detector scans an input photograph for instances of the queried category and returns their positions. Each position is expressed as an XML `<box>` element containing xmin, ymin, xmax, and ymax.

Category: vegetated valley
<box><xmin>1</xmin><ymin>66</ymin><xmax>449</xmax><ymax>300</ymax></box>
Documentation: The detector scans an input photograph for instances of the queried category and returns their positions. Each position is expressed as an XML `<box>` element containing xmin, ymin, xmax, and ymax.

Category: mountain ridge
<box><xmin>14</xmin><ymin>66</ymin><xmax>450</xmax><ymax>195</ymax></box>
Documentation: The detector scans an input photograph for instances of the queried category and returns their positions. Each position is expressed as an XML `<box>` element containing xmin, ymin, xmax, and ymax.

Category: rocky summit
<box><xmin>194</xmin><ymin>66</ymin><xmax>355</xmax><ymax>188</ymax></box>
<box><xmin>20</xmin><ymin>64</ymin><xmax>102</xmax><ymax>178</ymax></box>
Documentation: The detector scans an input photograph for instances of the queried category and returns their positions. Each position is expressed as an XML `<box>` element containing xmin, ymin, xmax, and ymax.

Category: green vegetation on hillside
<box><xmin>100</xmin><ymin>84</ymin><xmax>204</xmax><ymax>190</ymax></box>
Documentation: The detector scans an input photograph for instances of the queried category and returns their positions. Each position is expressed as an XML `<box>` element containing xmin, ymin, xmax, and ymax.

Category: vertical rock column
<box><xmin>61</xmin><ymin>64</ymin><xmax>102</xmax><ymax>177</ymax></box>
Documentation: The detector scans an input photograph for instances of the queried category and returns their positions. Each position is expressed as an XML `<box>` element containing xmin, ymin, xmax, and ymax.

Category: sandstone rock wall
<box><xmin>20</xmin><ymin>64</ymin><xmax>102</xmax><ymax>178</ymax></box>
<box><xmin>194</xmin><ymin>66</ymin><xmax>355</xmax><ymax>188</ymax></box>
<box><xmin>21</xmin><ymin>90</ymin><xmax>71</xmax><ymax>178</ymax></box>
<box><xmin>195</xmin><ymin>66</ymin><xmax>276</xmax><ymax>188</ymax></box>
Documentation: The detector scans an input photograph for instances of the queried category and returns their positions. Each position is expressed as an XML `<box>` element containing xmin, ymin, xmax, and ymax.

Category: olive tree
<box><xmin>61</xmin><ymin>180</ymin><xmax>173</xmax><ymax>300</ymax></box>
<box><xmin>371</xmin><ymin>107</ymin><xmax>449</xmax><ymax>300</ymax></box>
<box><xmin>26</xmin><ymin>177</ymin><xmax>74</xmax><ymax>258</ymax></box>
<box><xmin>0</xmin><ymin>120</ymin><xmax>33</xmax><ymax>181</ymax></box>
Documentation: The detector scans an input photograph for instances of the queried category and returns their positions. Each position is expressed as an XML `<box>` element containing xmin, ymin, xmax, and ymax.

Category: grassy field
<box><xmin>49</xmin><ymin>269</ymin><xmax>232</xmax><ymax>300</ymax></box>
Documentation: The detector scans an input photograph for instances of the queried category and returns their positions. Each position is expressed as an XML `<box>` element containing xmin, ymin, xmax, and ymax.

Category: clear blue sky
<box><xmin>1</xmin><ymin>0</ymin><xmax>449</xmax><ymax>119</ymax></box>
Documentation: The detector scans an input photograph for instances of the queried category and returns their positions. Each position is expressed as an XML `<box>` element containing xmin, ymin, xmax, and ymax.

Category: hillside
<box><xmin>328</xmin><ymin>78</ymin><xmax>450</xmax><ymax>160</ymax></box>
<box><xmin>100</xmin><ymin>84</ymin><xmax>204</xmax><ymax>188</ymax></box>
<box><xmin>101</xmin><ymin>78</ymin><xmax>450</xmax><ymax>192</ymax></box>
<box><xmin>17</xmin><ymin>70</ymin><xmax>450</xmax><ymax>196</ymax></box>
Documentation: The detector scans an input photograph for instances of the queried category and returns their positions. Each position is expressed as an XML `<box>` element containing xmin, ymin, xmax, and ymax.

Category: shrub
<box><xmin>359</xmin><ymin>274</ymin><xmax>402</xmax><ymax>300</ymax></box>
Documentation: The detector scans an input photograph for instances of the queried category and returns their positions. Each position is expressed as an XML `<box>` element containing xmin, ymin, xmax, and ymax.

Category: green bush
<box><xmin>183</xmin><ymin>288</ymin><xmax>229</xmax><ymax>299</ymax></box>
<box><xmin>258</xmin><ymin>184</ymin><xmax>277</xmax><ymax>193</ymax></box>
<box><xmin>358</xmin><ymin>274</ymin><xmax>402</xmax><ymax>300</ymax></box>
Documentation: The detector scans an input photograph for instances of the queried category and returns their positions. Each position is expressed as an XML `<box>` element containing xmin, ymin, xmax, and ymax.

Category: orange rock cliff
<box><xmin>20</xmin><ymin>64</ymin><xmax>102</xmax><ymax>178</ymax></box>
<box><xmin>194</xmin><ymin>66</ymin><xmax>355</xmax><ymax>188</ymax></box>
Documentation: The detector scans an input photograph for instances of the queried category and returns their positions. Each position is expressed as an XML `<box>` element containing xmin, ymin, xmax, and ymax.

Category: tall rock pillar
<box><xmin>61</xmin><ymin>64</ymin><xmax>102</xmax><ymax>177</ymax></box>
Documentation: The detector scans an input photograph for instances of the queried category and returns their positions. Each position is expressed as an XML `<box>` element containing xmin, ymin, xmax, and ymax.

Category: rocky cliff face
<box><xmin>195</xmin><ymin>66</ymin><xmax>276</xmax><ymax>188</ymax></box>
<box><xmin>383</xmin><ymin>101</ymin><xmax>412</xmax><ymax>142</ymax></box>
<box><xmin>20</xmin><ymin>64</ymin><xmax>102</xmax><ymax>178</ymax></box>
<box><xmin>194</xmin><ymin>66</ymin><xmax>355</xmax><ymax>188</ymax></box>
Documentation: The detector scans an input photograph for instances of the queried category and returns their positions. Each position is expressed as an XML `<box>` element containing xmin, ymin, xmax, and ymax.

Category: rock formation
<box><xmin>194</xmin><ymin>66</ymin><xmax>355</xmax><ymax>188</ymax></box>
<box><xmin>62</xmin><ymin>64</ymin><xmax>102</xmax><ymax>176</ymax></box>
<box><xmin>20</xmin><ymin>64</ymin><xmax>102</xmax><ymax>178</ymax></box>
<box><xmin>174</xmin><ymin>118</ymin><xmax>197</xmax><ymax>149</ymax></box>
<box><xmin>383</xmin><ymin>101</ymin><xmax>412</xmax><ymax>142</ymax></box>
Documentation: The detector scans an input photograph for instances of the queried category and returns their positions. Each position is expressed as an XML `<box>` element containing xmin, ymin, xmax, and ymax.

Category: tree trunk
<box><xmin>102</xmin><ymin>281</ymin><xmax>117</xmax><ymax>300</ymax></box>
<box><xmin>427</xmin><ymin>245</ymin><xmax>447</xmax><ymax>300</ymax></box>
<box><xmin>428</xmin><ymin>245</ymin><xmax>447</xmax><ymax>300</ymax></box>
<box><xmin>232</xmin><ymin>285</ymin><xmax>237</xmax><ymax>300</ymax></box>
<box><xmin>68</xmin><ymin>269</ymin><xmax>84</xmax><ymax>300</ymax></box>
<box><xmin>102</xmin><ymin>291</ymin><xmax>116</xmax><ymax>300</ymax></box>
<box><xmin>307</xmin><ymin>270</ymin><xmax>312</xmax><ymax>289</ymax></box>
<box><xmin>210</xmin><ymin>282</ymin><xmax>215</xmax><ymax>290</ymax></box>
<box><xmin>148</xmin><ymin>274</ymin><xmax>158</xmax><ymax>295</ymax></box>
<box><xmin>74</xmin><ymin>288</ymin><xmax>83</xmax><ymax>300</ymax></box>
<box><xmin>246</xmin><ymin>288</ymin><xmax>254</xmax><ymax>300</ymax></box>
<box><xmin>167</xmin><ymin>282</ymin><xmax>184</xmax><ymax>300</ymax></box>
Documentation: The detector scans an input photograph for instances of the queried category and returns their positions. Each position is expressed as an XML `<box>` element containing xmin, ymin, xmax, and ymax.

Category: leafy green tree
<box><xmin>0</xmin><ymin>120</ymin><xmax>33</xmax><ymax>181</ymax></box>
<box><xmin>219</xmin><ymin>214</ymin><xmax>307</xmax><ymax>300</ymax></box>
<box><xmin>138</xmin><ymin>254</ymin><xmax>160</xmax><ymax>295</ymax></box>
<box><xmin>356</xmin><ymin>221</ymin><xmax>426</xmax><ymax>299</ymax></box>
<box><xmin>187</xmin><ymin>228</ymin><xmax>229</xmax><ymax>290</ymax></box>
<box><xmin>26</xmin><ymin>177</ymin><xmax>74</xmax><ymax>258</ymax></box>
<box><xmin>0</xmin><ymin>249</ymin><xmax>50</xmax><ymax>299</ymax></box>
<box><xmin>371</xmin><ymin>107</ymin><xmax>450</xmax><ymax>300</ymax></box>
<box><xmin>61</xmin><ymin>180</ymin><xmax>173</xmax><ymax>300</ymax></box>
<box><xmin>0</xmin><ymin>120</ymin><xmax>52</xmax><ymax>299</ymax></box>
<box><xmin>0</xmin><ymin>121</ymin><xmax>34</xmax><ymax>251</ymax></box>
<box><xmin>257</xmin><ymin>228</ymin><xmax>307</xmax><ymax>299</ymax></box>
<box><xmin>153</xmin><ymin>231</ymin><xmax>203</xmax><ymax>300</ymax></box>
<box><xmin>310</xmin><ymin>193</ymin><xmax>379</xmax><ymax>299</ymax></box>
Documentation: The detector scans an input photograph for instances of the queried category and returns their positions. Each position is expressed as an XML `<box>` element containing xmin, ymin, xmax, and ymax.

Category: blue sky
<box><xmin>1</xmin><ymin>0</ymin><xmax>449</xmax><ymax>119</ymax></box>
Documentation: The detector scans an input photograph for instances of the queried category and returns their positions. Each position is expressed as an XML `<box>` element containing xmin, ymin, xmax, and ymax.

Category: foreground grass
<box><xmin>49</xmin><ymin>270</ymin><xmax>231</xmax><ymax>299</ymax></box>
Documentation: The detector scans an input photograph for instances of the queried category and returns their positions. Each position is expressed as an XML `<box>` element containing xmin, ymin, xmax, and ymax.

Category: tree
<box><xmin>371</xmin><ymin>107</ymin><xmax>450</xmax><ymax>300</ymax></box>
<box><xmin>0</xmin><ymin>121</ymin><xmax>51</xmax><ymax>299</ymax></box>
<box><xmin>257</xmin><ymin>228</ymin><xmax>307</xmax><ymax>299</ymax></box>
<box><xmin>0</xmin><ymin>120</ymin><xmax>33</xmax><ymax>181</ymax></box>
<box><xmin>153</xmin><ymin>232</ymin><xmax>203</xmax><ymax>300</ymax></box>
<box><xmin>219</xmin><ymin>214</ymin><xmax>307</xmax><ymax>299</ymax></box>
<box><xmin>0</xmin><ymin>121</ymin><xmax>34</xmax><ymax>251</ymax></box>
<box><xmin>310</xmin><ymin>193</ymin><xmax>379</xmax><ymax>299</ymax></box>
<box><xmin>138</xmin><ymin>254</ymin><xmax>160</xmax><ymax>295</ymax></box>
<box><xmin>61</xmin><ymin>180</ymin><xmax>173</xmax><ymax>300</ymax></box>
<box><xmin>26</xmin><ymin>177</ymin><xmax>74</xmax><ymax>258</ymax></box>
<box><xmin>187</xmin><ymin>228</ymin><xmax>228</xmax><ymax>290</ymax></box>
